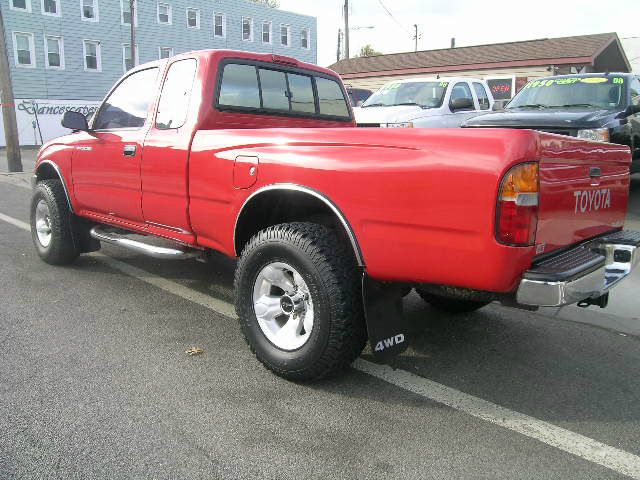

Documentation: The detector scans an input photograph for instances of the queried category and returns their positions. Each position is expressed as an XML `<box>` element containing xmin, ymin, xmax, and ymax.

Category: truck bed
<box><xmin>188</xmin><ymin>127</ymin><xmax>631</xmax><ymax>293</ymax></box>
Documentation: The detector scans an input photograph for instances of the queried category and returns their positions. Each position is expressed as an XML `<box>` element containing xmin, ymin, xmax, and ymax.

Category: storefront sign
<box><xmin>0</xmin><ymin>98</ymin><xmax>100</xmax><ymax>147</ymax></box>
<box><xmin>486</xmin><ymin>77</ymin><xmax>515</xmax><ymax>100</ymax></box>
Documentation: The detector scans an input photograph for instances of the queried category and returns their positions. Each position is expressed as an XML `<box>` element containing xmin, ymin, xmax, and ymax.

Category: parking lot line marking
<box><xmin>0</xmin><ymin>212</ymin><xmax>30</xmax><ymax>231</ymax></box>
<box><xmin>354</xmin><ymin>359</ymin><xmax>640</xmax><ymax>479</ymax></box>
<box><xmin>2</xmin><ymin>211</ymin><xmax>640</xmax><ymax>479</ymax></box>
<box><xmin>92</xmin><ymin>253</ymin><xmax>238</xmax><ymax>319</ymax></box>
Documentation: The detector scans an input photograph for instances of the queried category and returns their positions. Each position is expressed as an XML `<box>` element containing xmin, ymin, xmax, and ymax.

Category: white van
<box><xmin>354</xmin><ymin>77</ymin><xmax>494</xmax><ymax>128</ymax></box>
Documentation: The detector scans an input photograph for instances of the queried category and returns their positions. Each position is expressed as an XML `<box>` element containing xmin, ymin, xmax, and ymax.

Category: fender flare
<box><xmin>34</xmin><ymin>160</ymin><xmax>74</xmax><ymax>213</ymax></box>
<box><xmin>234</xmin><ymin>183</ymin><xmax>364</xmax><ymax>266</ymax></box>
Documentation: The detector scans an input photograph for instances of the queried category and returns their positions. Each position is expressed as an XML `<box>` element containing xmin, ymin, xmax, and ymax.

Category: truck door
<box><xmin>447</xmin><ymin>81</ymin><xmax>477</xmax><ymax>127</ymax></box>
<box><xmin>141</xmin><ymin>58</ymin><xmax>198</xmax><ymax>241</ymax></box>
<box><xmin>72</xmin><ymin>67</ymin><xmax>159</xmax><ymax>223</ymax></box>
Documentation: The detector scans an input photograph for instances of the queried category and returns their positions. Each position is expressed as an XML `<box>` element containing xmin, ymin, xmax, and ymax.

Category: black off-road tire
<box><xmin>234</xmin><ymin>222</ymin><xmax>367</xmax><ymax>381</ymax></box>
<box><xmin>30</xmin><ymin>179</ymin><xmax>80</xmax><ymax>265</ymax></box>
<box><xmin>416</xmin><ymin>289</ymin><xmax>490</xmax><ymax>314</ymax></box>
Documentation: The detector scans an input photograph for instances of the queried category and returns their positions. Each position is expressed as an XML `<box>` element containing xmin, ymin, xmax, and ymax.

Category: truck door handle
<box><xmin>123</xmin><ymin>145</ymin><xmax>137</xmax><ymax>156</ymax></box>
<box><xmin>589</xmin><ymin>167</ymin><xmax>602</xmax><ymax>178</ymax></box>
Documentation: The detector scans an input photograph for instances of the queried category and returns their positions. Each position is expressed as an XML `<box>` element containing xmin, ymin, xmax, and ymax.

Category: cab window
<box><xmin>216</xmin><ymin>61</ymin><xmax>351</xmax><ymax>120</ymax></box>
<box><xmin>93</xmin><ymin>68</ymin><xmax>158</xmax><ymax>130</ymax></box>
<box><xmin>316</xmin><ymin>77</ymin><xmax>349</xmax><ymax>118</ymax></box>
<box><xmin>258</xmin><ymin>68</ymin><xmax>289</xmax><ymax>111</ymax></box>
<box><xmin>473</xmin><ymin>82</ymin><xmax>491</xmax><ymax>110</ymax></box>
<box><xmin>288</xmin><ymin>73</ymin><xmax>315</xmax><ymax>113</ymax></box>
<box><xmin>156</xmin><ymin>59</ymin><xmax>197</xmax><ymax>129</ymax></box>
<box><xmin>218</xmin><ymin>63</ymin><xmax>261</xmax><ymax>109</ymax></box>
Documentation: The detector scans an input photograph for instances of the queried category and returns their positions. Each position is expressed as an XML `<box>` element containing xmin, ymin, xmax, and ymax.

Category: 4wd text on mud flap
<box><xmin>374</xmin><ymin>334</ymin><xmax>406</xmax><ymax>353</ymax></box>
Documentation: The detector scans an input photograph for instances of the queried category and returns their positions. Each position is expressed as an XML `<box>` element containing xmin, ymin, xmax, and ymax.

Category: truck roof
<box><xmin>128</xmin><ymin>49</ymin><xmax>340</xmax><ymax>80</ymax></box>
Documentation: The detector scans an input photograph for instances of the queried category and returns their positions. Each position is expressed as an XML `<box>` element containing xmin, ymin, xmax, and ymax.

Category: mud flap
<box><xmin>362</xmin><ymin>274</ymin><xmax>409</xmax><ymax>360</ymax></box>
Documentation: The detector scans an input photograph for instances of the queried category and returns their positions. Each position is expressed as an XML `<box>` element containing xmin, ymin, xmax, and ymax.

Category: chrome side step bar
<box><xmin>90</xmin><ymin>226</ymin><xmax>199</xmax><ymax>260</ymax></box>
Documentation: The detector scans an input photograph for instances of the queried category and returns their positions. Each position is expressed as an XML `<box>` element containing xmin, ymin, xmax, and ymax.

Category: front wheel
<box><xmin>30</xmin><ymin>179</ymin><xmax>79</xmax><ymax>265</ymax></box>
<box><xmin>234</xmin><ymin>222</ymin><xmax>367</xmax><ymax>381</ymax></box>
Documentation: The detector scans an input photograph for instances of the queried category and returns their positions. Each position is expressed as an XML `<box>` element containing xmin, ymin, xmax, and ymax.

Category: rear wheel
<box><xmin>234</xmin><ymin>222</ymin><xmax>367</xmax><ymax>381</ymax></box>
<box><xmin>30</xmin><ymin>179</ymin><xmax>79</xmax><ymax>265</ymax></box>
<box><xmin>416</xmin><ymin>289</ymin><xmax>490</xmax><ymax>314</ymax></box>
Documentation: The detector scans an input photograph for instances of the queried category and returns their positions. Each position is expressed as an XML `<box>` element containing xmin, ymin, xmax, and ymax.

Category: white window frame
<box><xmin>120</xmin><ymin>0</ymin><xmax>137</xmax><ymax>26</ymax></box>
<box><xmin>83</xmin><ymin>39</ymin><xmax>101</xmax><ymax>72</ymax></box>
<box><xmin>213</xmin><ymin>12</ymin><xmax>226</xmax><ymax>38</ymax></box>
<box><xmin>41</xmin><ymin>0</ymin><xmax>61</xmax><ymax>17</ymax></box>
<box><xmin>241</xmin><ymin>17</ymin><xmax>253</xmax><ymax>42</ymax></box>
<box><xmin>122</xmin><ymin>43</ymin><xmax>139</xmax><ymax>72</ymax></box>
<box><xmin>10</xmin><ymin>0</ymin><xmax>32</xmax><ymax>13</ymax></box>
<box><xmin>80</xmin><ymin>0</ymin><xmax>99</xmax><ymax>22</ymax></box>
<box><xmin>280</xmin><ymin>24</ymin><xmax>290</xmax><ymax>47</ymax></box>
<box><xmin>261</xmin><ymin>21</ymin><xmax>271</xmax><ymax>44</ymax></box>
<box><xmin>158</xmin><ymin>46</ymin><xmax>173</xmax><ymax>59</ymax></box>
<box><xmin>301</xmin><ymin>27</ymin><xmax>311</xmax><ymax>50</ymax></box>
<box><xmin>12</xmin><ymin>31</ymin><xmax>36</xmax><ymax>68</ymax></box>
<box><xmin>186</xmin><ymin>7</ymin><xmax>200</xmax><ymax>29</ymax></box>
<box><xmin>157</xmin><ymin>2</ymin><xmax>172</xmax><ymax>25</ymax></box>
<box><xmin>44</xmin><ymin>35</ymin><xmax>64</xmax><ymax>70</ymax></box>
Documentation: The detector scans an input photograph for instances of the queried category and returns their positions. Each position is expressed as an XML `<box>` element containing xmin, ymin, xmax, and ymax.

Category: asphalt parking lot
<box><xmin>1</xmin><ymin>174</ymin><xmax>639</xmax><ymax>479</ymax></box>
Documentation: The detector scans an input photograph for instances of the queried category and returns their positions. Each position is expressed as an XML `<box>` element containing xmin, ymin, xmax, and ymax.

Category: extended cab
<box><xmin>30</xmin><ymin>50</ymin><xmax>639</xmax><ymax>381</ymax></box>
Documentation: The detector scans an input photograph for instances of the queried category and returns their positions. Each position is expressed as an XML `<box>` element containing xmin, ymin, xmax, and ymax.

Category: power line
<box><xmin>376</xmin><ymin>0</ymin><xmax>411</xmax><ymax>36</ymax></box>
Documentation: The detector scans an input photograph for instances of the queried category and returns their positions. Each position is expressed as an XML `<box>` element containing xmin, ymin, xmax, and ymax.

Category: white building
<box><xmin>622</xmin><ymin>37</ymin><xmax>640</xmax><ymax>74</ymax></box>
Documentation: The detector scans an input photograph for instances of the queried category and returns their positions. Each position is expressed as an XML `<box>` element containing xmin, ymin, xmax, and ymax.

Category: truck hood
<box><xmin>465</xmin><ymin>108</ymin><xmax>620</xmax><ymax>129</ymax></box>
<box><xmin>354</xmin><ymin>105</ymin><xmax>435</xmax><ymax>125</ymax></box>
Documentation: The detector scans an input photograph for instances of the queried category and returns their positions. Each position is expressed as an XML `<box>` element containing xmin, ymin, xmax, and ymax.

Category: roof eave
<box><xmin>337</xmin><ymin>56</ymin><xmax>596</xmax><ymax>79</ymax></box>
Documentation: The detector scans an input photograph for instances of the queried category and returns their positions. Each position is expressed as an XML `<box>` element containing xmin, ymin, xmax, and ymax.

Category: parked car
<box><xmin>346</xmin><ymin>86</ymin><xmax>372</xmax><ymax>107</ymax></box>
<box><xmin>464</xmin><ymin>73</ymin><xmax>640</xmax><ymax>173</ymax></box>
<box><xmin>31</xmin><ymin>50</ymin><xmax>638</xmax><ymax>381</ymax></box>
<box><xmin>353</xmin><ymin>77</ymin><xmax>494</xmax><ymax>128</ymax></box>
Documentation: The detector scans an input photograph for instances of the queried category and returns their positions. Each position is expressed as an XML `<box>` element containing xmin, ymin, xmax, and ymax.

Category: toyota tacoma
<box><xmin>30</xmin><ymin>50</ymin><xmax>639</xmax><ymax>380</ymax></box>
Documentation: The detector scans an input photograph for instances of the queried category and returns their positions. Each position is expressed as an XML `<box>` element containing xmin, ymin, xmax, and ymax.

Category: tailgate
<box><xmin>535</xmin><ymin>134</ymin><xmax>631</xmax><ymax>254</ymax></box>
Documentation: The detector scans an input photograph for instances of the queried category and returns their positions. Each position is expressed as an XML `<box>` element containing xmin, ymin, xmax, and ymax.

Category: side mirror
<box><xmin>450</xmin><ymin>97</ymin><xmax>474</xmax><ymax>111</ymax></box>
<box><xmin>61</xmin><ymin>111</ymin><xmax>89</xmax><ymax>132</ymax></box>
<box><xmin>492</xmin><ymin>99</ymin><xmax>509</xmax><ymax>111</ymax></box>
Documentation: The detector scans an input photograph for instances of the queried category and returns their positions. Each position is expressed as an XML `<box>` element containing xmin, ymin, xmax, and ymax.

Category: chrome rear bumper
<box><xmin>516</xmin><ymin>231</ymin><xmax>640</xmax><ymax>307</ymax></box>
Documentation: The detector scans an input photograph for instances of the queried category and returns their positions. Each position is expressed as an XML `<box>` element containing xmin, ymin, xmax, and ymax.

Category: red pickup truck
<box><xmin>30</xmin><ymin>50</ymin><xmax>639</xmax><ymax>380</ymax></box>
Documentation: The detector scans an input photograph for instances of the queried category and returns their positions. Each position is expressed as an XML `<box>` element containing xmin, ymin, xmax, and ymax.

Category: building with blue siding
<box><xmin>0</xmin><ymin>0</ymin><xmax>317</xmax><ymax>145</ymax></box>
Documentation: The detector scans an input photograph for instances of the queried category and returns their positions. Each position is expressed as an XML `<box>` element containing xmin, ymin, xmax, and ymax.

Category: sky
<box><xmin>277</xmin><ymin>0</ymin><xmax>640</xmax><ymax>68</ymax></box>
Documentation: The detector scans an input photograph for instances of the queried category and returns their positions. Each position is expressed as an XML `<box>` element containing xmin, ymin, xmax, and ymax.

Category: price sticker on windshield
<box><xmin>524</xmin><ymin>77</ymin><xmax>624</xmax><ymax>88</ymax></box>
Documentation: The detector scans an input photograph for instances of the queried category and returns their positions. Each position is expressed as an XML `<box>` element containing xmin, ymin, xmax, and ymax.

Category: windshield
<box><xmin>362</xmin><ymin>81</ymin><xmax>448</xmax><ymax>108</ymax></box>
<box><xmin>508</xmin><ymin>76</ymin><xmax>626</xmax><ymax>110</ymax></box>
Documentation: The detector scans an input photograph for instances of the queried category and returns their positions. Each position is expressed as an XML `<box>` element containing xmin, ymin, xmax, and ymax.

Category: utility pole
<box><xmin>0</xmin><ymin>7</ymin><xmax>23</xmax><ymax>172</ymax></box>
<box><xmin>129</xmin><ymin>0</ymin><xmax>136</xmax><ymax>68</ymax></box>
<box><xmin>413</xmin><ymin>24</ymin><xmax>418</xmax><ymax>52</ymax></box>
<box><xmin>337</xmin><ymin>29</ymin><xmax>343</xmax><ymax>62</ymax></box>
<box><xmin>344</xmin><ymin>0</ymin><xmax>350</xmax><ymax>59</ymax></box>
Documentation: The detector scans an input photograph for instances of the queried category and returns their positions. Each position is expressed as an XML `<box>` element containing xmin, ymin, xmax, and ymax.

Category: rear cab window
<box><xmin>215</xmin><ymin>59</ymin><xmax>352</xmax><ymax>122</ymax></box>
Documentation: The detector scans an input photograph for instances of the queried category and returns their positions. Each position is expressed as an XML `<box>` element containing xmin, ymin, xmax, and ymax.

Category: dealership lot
<box><xmin>1</xmin><ymin>176</ymin><xmax>639</xmax><ymax>479</ymax></box>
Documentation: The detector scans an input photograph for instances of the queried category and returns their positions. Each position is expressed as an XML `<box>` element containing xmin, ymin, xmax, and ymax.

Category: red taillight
<box><xmin>496</xmin><ymin>163</ymin><xmax>539</xmax><ymax>246</ymax></box>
